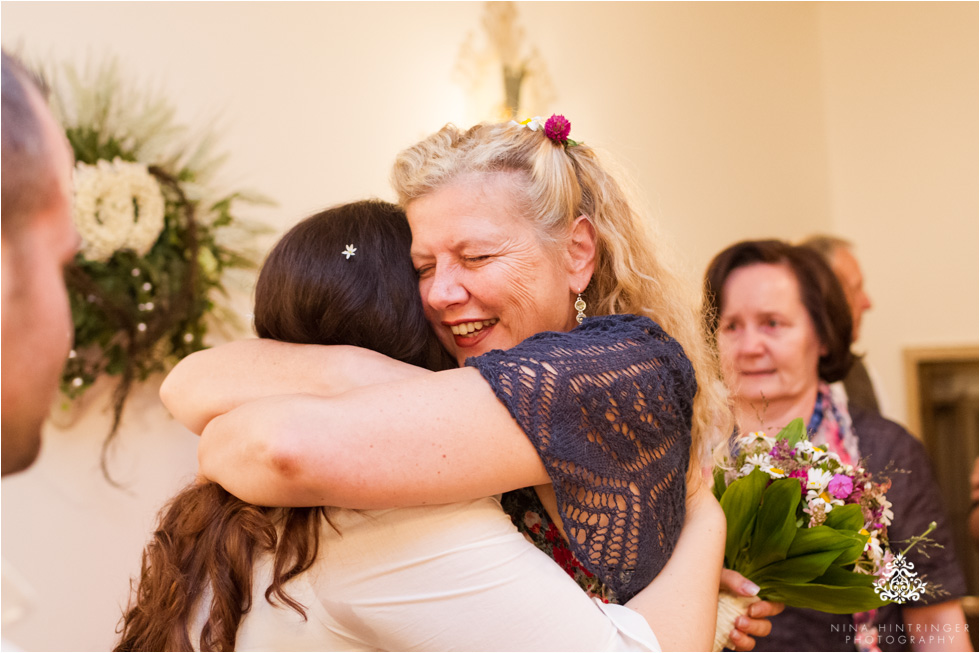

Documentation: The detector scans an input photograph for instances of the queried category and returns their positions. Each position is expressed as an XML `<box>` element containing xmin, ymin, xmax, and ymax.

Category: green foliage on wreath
<box><xmin>43</xmin><ymin>59</ymin><xmax>268</xmax><ymax>474</ymax></box>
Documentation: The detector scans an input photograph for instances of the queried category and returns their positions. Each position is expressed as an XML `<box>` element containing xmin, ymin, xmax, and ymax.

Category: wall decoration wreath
<box><xmin>46</xmin><ymin>59</ymin><xmax>267</xmax><ymax>479</ymax></box>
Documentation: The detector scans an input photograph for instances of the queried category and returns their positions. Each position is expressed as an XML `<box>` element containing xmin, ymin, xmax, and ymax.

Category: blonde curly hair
<box><xmin>391</xmin><ymin>121</ymin><xmax>731</xmax><ymax>484</ymax></box>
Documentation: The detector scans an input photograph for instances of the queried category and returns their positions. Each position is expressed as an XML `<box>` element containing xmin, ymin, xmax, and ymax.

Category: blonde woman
<box><xmin>165</xmin><ymin>117</ymin><xmax>773</xmax><ymax>648</ymax></box>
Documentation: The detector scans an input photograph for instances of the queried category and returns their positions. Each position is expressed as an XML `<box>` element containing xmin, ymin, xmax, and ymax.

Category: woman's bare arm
<box><xmin>198</xmin><ymin>366</ymin><xmax>550</xmax><ymax>507</ymax></box>
<box><xmin>161</xmin><ymin>339</ymin><xmax>431</xmax><ymax>435</ymax></box>
<box><xmin>625</xmin><ymin>481</ymin><xmax>726</xmax><ymax>651</ymax></box>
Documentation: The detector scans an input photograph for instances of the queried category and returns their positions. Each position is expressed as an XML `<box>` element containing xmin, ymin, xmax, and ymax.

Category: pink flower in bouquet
<box><xmin>789</xmin><ymin>468</ymin><xmax>808</xmax><ymax>494</ymax></box>
<box><xmin>862</xmin><ymin>505</ymin><xmax>875</xmax><ymax>526</ymax></box>
<box><xmin>770</xmin><ymin>439</ymin><xmax>792</xmax><ymax>460</ymax></box>
<box><xmin>828</xmin><ymin>474</ymin><xmax>854</xmax><ymax>500</ymax></box>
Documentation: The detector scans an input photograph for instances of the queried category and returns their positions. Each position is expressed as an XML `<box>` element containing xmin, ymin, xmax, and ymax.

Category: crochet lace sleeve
<box><xmin>465</xmin><ymin>314</ymin><xmax>696</xmax><ymax>600</ymax></box>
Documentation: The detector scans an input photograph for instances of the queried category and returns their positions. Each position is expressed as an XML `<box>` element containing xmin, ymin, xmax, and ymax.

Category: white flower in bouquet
<box><xmin>737</xmin><ymin>431</ymin><xmax>775</xmax><ymax>449</ymax></box>
<box><xmin>739</xmin><ymin>452</ymin><xmax>772</xmax><ymax>476</ymax></box>
<box><xmin>805</xmin><ymin>498</ymin><xmax>829</xmax><ymax>527</ymax></box>
<box><xmin>865</xmin><ymin>533</ymin><xmax>885</xmax><ymax>566</ymax></box>
<box><xmin>878</xmin><ymin>497</ymin><xmax>894</xmax><ymax>527</ymax></box>
<box><xmin>794</xmin><ymin>439</ymin><xmax>829</xmax><ymax>463</ymax></box>
<box><xmin>806</xmin><ymin>488</ymin><xmax>843</xmax><ymax>507</ymax></box>
<box><xmin>805</xmin><ymin>467</ymin><xmax>834</xmax><ymax>491</ymax></box>
<box><xmin>765</xmin><ymin>465</ymin><xmax>787</xmax><ymax>479</ymax></box>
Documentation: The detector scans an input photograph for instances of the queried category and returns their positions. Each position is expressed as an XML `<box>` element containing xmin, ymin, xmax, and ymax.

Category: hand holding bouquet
<box><xmin>711</xmin><ymin>419</ymin><xmax>895</xmax><ymax>650</ymax></box>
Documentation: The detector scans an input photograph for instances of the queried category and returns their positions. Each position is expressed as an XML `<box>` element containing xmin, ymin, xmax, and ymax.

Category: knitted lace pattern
<box><xmin>466</xmin><ymin>314</ymin><xmax>695</xmax><ymax>599</ymax></box>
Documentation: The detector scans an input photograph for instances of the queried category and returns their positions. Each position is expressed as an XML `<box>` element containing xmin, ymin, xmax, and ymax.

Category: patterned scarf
<box><xmin>807</xmin><ymin>382</ymin><xmax>879</xmax><ymax>653</ymax></box>
<box><xmin>806</xmin><ymin>381</ymin><xmax>860</xmax><ymax>467</ymax></box>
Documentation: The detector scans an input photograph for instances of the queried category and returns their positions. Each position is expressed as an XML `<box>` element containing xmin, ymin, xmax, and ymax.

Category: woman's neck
<box><xmin>734</xmin><ymin>387</ymin><xmax>819</xmax><ymax>436</ymax></box>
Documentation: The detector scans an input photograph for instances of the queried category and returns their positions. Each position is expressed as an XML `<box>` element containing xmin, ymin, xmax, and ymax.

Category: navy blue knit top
<box><xmin>465</xmin><ymin>314</ymin><xmax>696</xmax><ymax>600</ymax></box>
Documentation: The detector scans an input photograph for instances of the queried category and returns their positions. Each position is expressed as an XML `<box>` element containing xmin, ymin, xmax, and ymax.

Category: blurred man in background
<box><xmin>2</xmin><ymin>48</ymin><xmax>80</xmax><ymax>648</ymax></box>
<box><xmin>1</xmin><ymin>49</ymin><xmax>78</xmax><ymax>476</ymax></box>
<box><xmin>799</xmin><ymin>234</ymin><xmax>883</xmax><ymax>415</ymax></box>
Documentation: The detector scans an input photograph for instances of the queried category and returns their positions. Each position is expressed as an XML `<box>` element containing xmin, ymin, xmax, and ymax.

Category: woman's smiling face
<box><xmin>716</xmin><ymin>262</ymin><xmax>825</xmax><ymax>412</ymax></box>
<box><xmin>407</xmin><ymin>171</ymin><xmax>579</xmax><ymax>366</ymax></box>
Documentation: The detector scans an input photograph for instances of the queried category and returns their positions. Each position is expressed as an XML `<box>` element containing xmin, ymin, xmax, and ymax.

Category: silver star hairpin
<box><xmin>342</xmin><ymin>244</ymin><xmax>356</xmax><ymax>259</ymax></box>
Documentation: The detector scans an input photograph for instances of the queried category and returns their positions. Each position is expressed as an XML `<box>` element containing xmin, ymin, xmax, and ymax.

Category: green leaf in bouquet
<box><xmin>775</xmin><ymin>418</ymin><xmax>806</xmax><ymax>448</ymax></box>
<box><xmin>744</xmin><ymin>478</ymin><xmax>801</xmax><ymax>573</ymax></box>
<box><xmin>720</xmin><ymin>469</ymin><xmax>769</xmax><ymax>568</ymax></box>
<box><xmin>786</xmin><ymin>524</ymin><xmax>859</xmax><ymax>558</ymax></box>
<box><xmin>822</xmin><ymin>503</ymin><xmax>863</xmax><ymax>532</ymax></box>
<box><xmin>814</xmin><ymin>565</ymin><xmax>879</xmax><ymax>589</ymax></box>
<box><xmin>752</xmin><ymin>548</ymin><xmax>842</xmax><ymax>586</ymax></box>
<box><xmin>754</xmin><ymin>558</ymin><xmax>892</xmax><ymax>613</ymax></box>
<box><xmin>783</xmin><ymin>527</ymin><xmax>866</xmax><ymax>573</ymax></box>
<box><xmin>830</xmin><ymin>532</ymin><xmax>868</xmax><ymax>567</ymax></box>
<box><xmin>758</xmin><ymin>576</ymin><xmax>888</xmax><ymax>614</ymax></box>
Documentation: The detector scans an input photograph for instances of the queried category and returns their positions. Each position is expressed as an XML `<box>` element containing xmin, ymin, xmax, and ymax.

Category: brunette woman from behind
<box><xmin>115</xmin><ymin>200</ymin><xmax>452</xmax><ymax>651</ymax></box>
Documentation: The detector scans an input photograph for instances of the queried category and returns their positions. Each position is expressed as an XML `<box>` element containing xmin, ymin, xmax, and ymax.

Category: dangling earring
<box><xmin>574</xmin><ymin>292</ymin><xmax>587</xmax><ymax>324</ymax></box>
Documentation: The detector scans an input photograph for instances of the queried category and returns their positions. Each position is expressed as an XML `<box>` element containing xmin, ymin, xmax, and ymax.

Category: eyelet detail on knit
<box><xmin>466</xmin><ymin>314</ymin><xmax>696</xmax><ymax>599</ymax></box>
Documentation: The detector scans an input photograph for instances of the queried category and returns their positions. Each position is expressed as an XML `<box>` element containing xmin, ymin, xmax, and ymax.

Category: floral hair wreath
<box><xmin>512</xmin><ymin>113</ymin><xmax>582</xmax><ymax>148</ymax></box>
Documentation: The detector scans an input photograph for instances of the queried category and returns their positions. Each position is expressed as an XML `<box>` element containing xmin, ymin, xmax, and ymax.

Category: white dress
<box><xmin>191</xmin><ymin>496</ymin><xmax>660</xmax><ymax>651</ymax></box>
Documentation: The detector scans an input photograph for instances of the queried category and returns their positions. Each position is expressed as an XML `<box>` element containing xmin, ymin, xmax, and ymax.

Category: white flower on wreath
<box><xmin>73</xmin><ymin>158</ymin><xmax>166</xmax><ymax>262</ymax></box>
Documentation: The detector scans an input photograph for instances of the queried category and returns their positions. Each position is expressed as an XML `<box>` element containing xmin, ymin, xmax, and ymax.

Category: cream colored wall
<box><xmin>0</xmin><ymin>3</ymin><xmax>974</xmax><ymax>650</ymax></box>
<box><xmin>517</xmin><ymin>2</ymin><xmax>833</xmax><ymax>260</ymax></box>
<box><xmin>816</xmin><ymin>1</ymin><xmax>979</xmax><ymax>423</ymax></box>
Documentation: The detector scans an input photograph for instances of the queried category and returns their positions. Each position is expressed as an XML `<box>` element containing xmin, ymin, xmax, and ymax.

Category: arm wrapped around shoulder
<box><xmin>465</xmin><ymin>314</ymin><xmax>697</xmax><ymax>599</ymax></box>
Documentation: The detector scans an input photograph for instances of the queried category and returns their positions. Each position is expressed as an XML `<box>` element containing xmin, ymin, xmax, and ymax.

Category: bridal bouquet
<box><xmin>711</xmin><ymin>419</ymin><xmax>895</xmax><ymax>649</ymax></box>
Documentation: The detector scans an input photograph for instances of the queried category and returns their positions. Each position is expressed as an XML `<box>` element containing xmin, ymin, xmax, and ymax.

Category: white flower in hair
<box><xmin>513</xmin><ymin>116</ymin><xmax>546</xmax><ymax>131</ymax></box>
<box><xmin>525</xmin><ymin>116</ymin><xmax>546</xmax><ymax>131</ymax></box>
<box><xmin>342</xmin><ymin>244</ymin><xmax>356</xmax><ymax>259</ymax></box>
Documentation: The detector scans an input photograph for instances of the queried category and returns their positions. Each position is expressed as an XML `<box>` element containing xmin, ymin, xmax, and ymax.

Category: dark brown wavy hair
<box><xmin>115</xmin><ymin>200</ymin><xmax>453</xmax><ymax>651</ymax></box>
<box><xmin>703</xmin><ymin>238</ymin><xmax>854</xmax><ymax>383</ymax></box>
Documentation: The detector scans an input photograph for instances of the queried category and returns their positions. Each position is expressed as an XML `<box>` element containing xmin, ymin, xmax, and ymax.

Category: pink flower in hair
<box><xmin>544</xmin><ymin>114</ymin><xmax>571</xmax><ymax>143</ymax></box>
